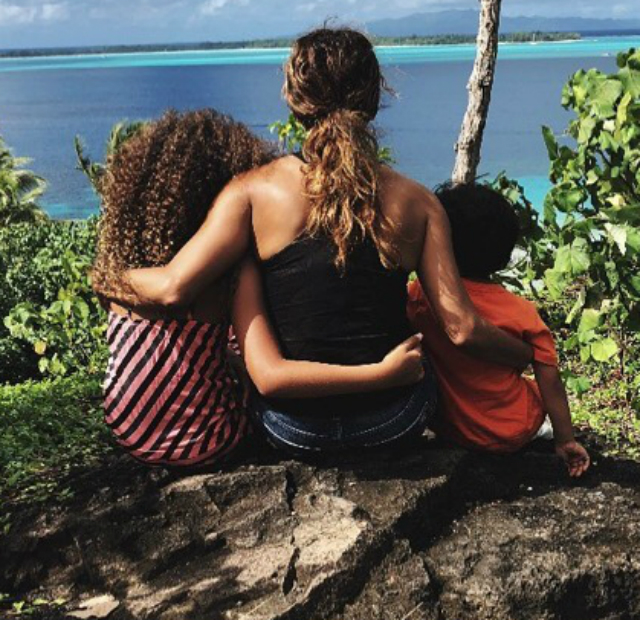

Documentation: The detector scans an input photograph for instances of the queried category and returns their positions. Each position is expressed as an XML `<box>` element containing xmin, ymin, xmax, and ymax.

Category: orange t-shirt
<box><xmin>407</xmin><ymin>279</ymin><xmax>558</xmax><ymax>452</ymax></box>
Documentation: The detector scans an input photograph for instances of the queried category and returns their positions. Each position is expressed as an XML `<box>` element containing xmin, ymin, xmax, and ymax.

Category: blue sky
<box><xmin>0</xmin><ymin>0</ymin><xmax>638</xmax><ymax>49</ymax></box>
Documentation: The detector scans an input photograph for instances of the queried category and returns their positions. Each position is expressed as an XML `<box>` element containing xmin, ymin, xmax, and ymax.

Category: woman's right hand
<box><xmin>380</xmin><ymin>334</ymin><xmax>425</xmax><ymax>388</ymax></box>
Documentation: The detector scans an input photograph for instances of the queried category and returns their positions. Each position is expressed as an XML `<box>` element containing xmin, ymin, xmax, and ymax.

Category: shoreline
<box><xmin>0</xmin><ymin>34</ymin><xmax>591</xmax><ymax>61</ymax></box>
<box><xmin>0</xmin><ymin>47</ymin><xmax>294</xmax><ymax>63</ymax></box>
<box><xmin>0</xmin><ymin>35</ymin><xmax>630</xmax><ymax>64</ymax></box>
<box><xmin>0</xmin><ymin>40</ymin><xmax>606</xmax><ymax>64</ymax></box>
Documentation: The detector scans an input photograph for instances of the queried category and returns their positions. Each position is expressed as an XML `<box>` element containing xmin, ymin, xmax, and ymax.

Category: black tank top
<box><xmin>260</xmin><ymin>235</ymin><xmax>413</xmax><ymax>415</ymax></box>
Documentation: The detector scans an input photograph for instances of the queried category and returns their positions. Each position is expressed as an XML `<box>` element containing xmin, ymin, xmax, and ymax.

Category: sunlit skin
<box><xmin>123</xmin><ymin>155</ymin><xmax>534</xmax><ymax>374</ymax></box>
<box><xmin>534</xmin><ymin>363</ymin><xmax>591</xmax><ymax>477</ymax></box>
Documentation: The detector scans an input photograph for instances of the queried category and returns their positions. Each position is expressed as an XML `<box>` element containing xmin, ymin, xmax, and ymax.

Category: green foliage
<box><xmin>75</xmin><ymin>120</ymin><xmax>147</xmax><ymax>193</ymax></box>
<box><xmin>269</xmin><ymin>114</ymin><xmax>308</xmax><ymax>153</ymax></box>
<box><xmin>377</xmin><ymin>145</ymin><xmax>397</xmax><ymax>165</ymax></box>
<box><xmin>0</xmin><ymin>373</ymin><xmax>112</xmax><ymax>507</ymax></box>
<box><xmin>0</xmin><ymin>134</ymin><xmax>47</xmax><ymax>225</ymax></box>
<box><xmin>487</xmin><ymin>173</ymin><xmax>547</xmax><ymax>291</ymax></box>
<box><xmin>269</xmin><ymin>113</ymin><xmax>396</xmax><ymax>163</ymax></box>
<box><xmin>0</xmin><ymin>219</ymin><xmax>107</xmax><ymax>382</ymax></box>
<box><xmin>571</xmin><ymin>372</ymin><xmax>640</xmax><ymax>460</ymax></box>
<box><xmin>0</xmin><ymin>595</ymin><xmax>67</xmax><ymax>618</ymax></box>
<box><xmin>519</xmin><ymin>49</ymin><xmax>640</xmax><ymax>398</ymax></box>
<box><xmin>1</xmin><ymin>119</ymin><xmax>146</xmax><ymax>383</ymax></box>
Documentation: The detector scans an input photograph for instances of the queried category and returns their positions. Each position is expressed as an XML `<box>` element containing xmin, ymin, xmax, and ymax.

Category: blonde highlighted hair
<box><xmin>285</xmin><ymin>27</ymin><xmax>398</xmax><ymax>270</ymax></box>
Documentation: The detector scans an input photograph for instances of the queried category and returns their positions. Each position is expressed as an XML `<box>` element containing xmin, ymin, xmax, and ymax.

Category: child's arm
<box><xmin>533</xmin><ymin>362</ymin><xmax>590</xmax><ymax>477</ymax></box>
<box><xmin>232</xmin><ymin>258</ymin><xmax>425</xmax><ymax>399</ymax></box>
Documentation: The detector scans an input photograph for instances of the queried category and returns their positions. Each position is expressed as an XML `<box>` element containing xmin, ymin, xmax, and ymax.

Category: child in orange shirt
<box><xmin>408</xmin><ymin>183</ymin><xmax>590</xmax><ymax>477</ymax></box>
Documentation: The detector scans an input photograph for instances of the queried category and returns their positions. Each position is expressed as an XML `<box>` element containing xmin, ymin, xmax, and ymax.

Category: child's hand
<box><xmin>555</xmin><ymin>440</ymin><xmax>590</xmax><ymax>477</ymax></box>
<box><xmin>381</xmin><ymin>334</ymin><xmax>425</xmax><ymax>388</ymax></box>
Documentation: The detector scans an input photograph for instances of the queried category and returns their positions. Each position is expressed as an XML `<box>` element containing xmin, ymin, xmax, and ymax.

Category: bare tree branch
<box><xmin>452</xmin><ymin>0</ymin><xmax>502</xmax><ymax>184</ymax></box>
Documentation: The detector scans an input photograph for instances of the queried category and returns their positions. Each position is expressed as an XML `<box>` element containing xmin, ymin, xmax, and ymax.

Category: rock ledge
<box><xmin>2</xmin><ymin>439</ymin><xmax>639</xmax><ymax>620</ymax></box>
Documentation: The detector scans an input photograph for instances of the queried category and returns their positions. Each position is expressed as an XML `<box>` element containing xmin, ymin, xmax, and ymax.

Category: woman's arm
<box><xmin>417</xmin><ymin>189</ymin><xmax>533</xmax><ymax>370</ymax></box>
<box><xmin>232</xmin><ymin>259</ymin><xmax>425</xmax><ymax>399</ymax></box>
<box><xmin>114</xmin><ymin>175</ymin><xmax>254</xmax><ymax>308</ymax></box>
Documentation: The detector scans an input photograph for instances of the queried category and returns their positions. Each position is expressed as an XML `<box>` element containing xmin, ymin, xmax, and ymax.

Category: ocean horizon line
<box><xmin>1</xmin><ymin>35</ymin><xmax>639</xmax><ymax>73</ymax></box>
<box><xmin>1</xmin><ymin>38</ymin><xmax>588</xmax><ymax>62</ymax></box>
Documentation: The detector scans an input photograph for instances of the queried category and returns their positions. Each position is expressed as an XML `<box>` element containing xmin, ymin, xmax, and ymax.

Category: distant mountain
<box><xmin>367</xmin><ymin>10</ymin><xmax>640</xmax><ymax>37</ymax></box>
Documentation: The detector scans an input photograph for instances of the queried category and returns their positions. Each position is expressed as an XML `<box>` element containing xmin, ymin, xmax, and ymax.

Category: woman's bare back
<box><xmin>246</xmin><ymin>155</ymin><xmax>431</xmax><ymax>272</ymax></box>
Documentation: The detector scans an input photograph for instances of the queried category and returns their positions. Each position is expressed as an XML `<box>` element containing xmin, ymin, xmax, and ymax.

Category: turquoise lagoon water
<box><xmin>1</xmin><ymin>37</ymin><xmax>638</xmax><ymax>73</ymax></box>
<box><xmin>0</xmin><ymin>36</ymin><xmax>637</xmax><ymax>218</ymax></box>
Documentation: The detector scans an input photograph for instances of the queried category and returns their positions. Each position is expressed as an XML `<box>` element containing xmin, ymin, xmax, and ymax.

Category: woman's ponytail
<box><xmin>302</xmin><ymin>110</ymin><xmax>397</xmax><ymax>270</ymax></box>
<box><xmin>285</xmin><ymin>27</ymin><xmax>398</xmax><ymax>271</ymax></box>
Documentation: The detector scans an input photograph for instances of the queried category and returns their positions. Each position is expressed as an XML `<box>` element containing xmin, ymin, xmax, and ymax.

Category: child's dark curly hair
<box><xmin>92</xmin><ymin>108</ymin><xmax>275</xmax><ymax>299</ymax></box>
<box><xmin>436</xmin><ymin>182</ymin><xmax>520</xmax><ymax>280</ymax></box>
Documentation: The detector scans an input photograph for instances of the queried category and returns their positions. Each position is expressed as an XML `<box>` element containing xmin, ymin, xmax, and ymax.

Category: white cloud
<box><xmin>42</xmin><ymin>2</ymin><xmax>69</xmax><ymax>21</ymax></box>
<box><xmin>199</xmin><ymin>0</ymin><xmax>248</xmax><ymax>16</ymax></box>
<box><xmin>0</xmin><ymin>1</ymin><xmax>69</xmax><ymax>25</ymax></box>
<box><xmin>612</xmin><ymin>3</ymin><xmax>635</xmax><ymax>17</ymax></box>
<box><xmin>297</xmin><ymin>2</ymin><xmax>319</xmax><ymax>12</ymax></box>
<box><xmin>0</xmin><ymin>3</ymin><xmax>38</xmax><ymax>25</ymax></box>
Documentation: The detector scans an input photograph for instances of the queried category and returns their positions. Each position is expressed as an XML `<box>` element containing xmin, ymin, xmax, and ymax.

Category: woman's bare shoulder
<box><xmin>240</xmin><ymin>154</ymin><xmax>296</xmax><ymax>184</ymax></box>
<box><xmin>380</xmin><ymin>166</ymin><xmax>443</xmax><ymax>215</ymax></box>
<box><xmin>217</xmin><ymin>156</ymin><xmax>288</xmax><ymax>202</ymax></box>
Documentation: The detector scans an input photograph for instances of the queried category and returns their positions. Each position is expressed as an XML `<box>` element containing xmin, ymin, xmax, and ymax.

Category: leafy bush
<box><xmin>0</xmin><ymin>373</ymin><xmax>112</xmax><ymax>507</ymax></box>
<box><xmin>0</xmin><ymin>120</ymin><xmax>148</xmax><ymax>384</ymax></box>
<box><xmin>571</xmin><ymin>373</ymin><xmax>640</xmax><ymax>460</ymax></box>
<box><xmin>516</xmin><ymin>48</ymin><xmax>640</xmax><ymax>405</ymax></box>
<box><xmin>0</xmin><ymin>219</ymin><xmax>107</xmax><ymax>383</ymax></box>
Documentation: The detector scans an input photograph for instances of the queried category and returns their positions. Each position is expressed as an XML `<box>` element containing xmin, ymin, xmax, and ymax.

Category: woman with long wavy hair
<box><xmin>95</xmin><ymin>108</ymin><xmax>424</xmax><ymax>467</ymax></box>
<box><xmin>117</xmin><ymin>28</ymin><xmax>533</xmax><ymax>455</ymax></box>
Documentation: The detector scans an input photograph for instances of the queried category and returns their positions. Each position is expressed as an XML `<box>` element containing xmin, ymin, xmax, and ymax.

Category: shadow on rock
<box><xmin>1</xmin><ymin>435</ymin><xmax>638</xmax><ymax>620</ymax></box>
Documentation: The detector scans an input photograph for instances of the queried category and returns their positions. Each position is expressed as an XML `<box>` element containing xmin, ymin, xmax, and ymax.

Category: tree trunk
<box><xmin>452</xmin><ymin>0</ymin><xmax>502</xmax><ymax>184</ymax></box>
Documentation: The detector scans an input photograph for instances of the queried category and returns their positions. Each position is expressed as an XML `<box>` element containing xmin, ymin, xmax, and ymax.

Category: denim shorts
<box><xmin>251</xmin><ymin>362</ymin><xmax>438</xmax><ymax>455</ymax></box>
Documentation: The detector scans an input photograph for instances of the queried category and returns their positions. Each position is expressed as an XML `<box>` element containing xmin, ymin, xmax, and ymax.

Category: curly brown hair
<box><xmin>285</xmin><ymin>27</ymin><xmax>397</xmax><ymax>270</ymax></box>
<box><xmin>92</xmin><ymin>109</ymin><xmax>274</xmax><ymax>299</ymax></box>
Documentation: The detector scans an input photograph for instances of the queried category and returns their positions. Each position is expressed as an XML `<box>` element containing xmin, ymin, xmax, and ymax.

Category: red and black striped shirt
<box><xmin>103</xmin><ymin>312</ymin><xmax>248</xmax><ymax>466</ymax></box>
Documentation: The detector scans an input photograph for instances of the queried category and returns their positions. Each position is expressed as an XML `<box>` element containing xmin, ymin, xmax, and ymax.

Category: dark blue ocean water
<box><xmin>0</xmin><ymin>38</ymin><xmax>637</xmax><ymax>218</ymax></box>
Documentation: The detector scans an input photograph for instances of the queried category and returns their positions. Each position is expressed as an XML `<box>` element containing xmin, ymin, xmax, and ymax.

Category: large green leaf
<box><xmin>578</xmin><ymin>116</ymin><xmax>597</xmax><ymax>143</ymax></box>
<box><xmin>590</xmin><ymin>78</ymin><xmax>624</xmax><ymax>118</ymax></box>
<box><xmin>590</xmin><ymin>337</ymin><xmax>619</xmax><ymax>362</ymax></box>
<box><xmin>544</xmin><ymin>268</ymin><xmax>565</xmax><ymax>300</ymax></box>
<box><xmin>619</xmin><ymin>66</ymin><xmax>640</xmax><ymax>98</ymax></box>
<box><xmin>604</xmin><ymin>223</ymin><xmax>628</xmax><ymax>255</ymax></box>
<box><xmin>578</xmin><ymin>308</ymin><xmax>601</xmax><ymax>334</ymax></box>
<box><xmin>630</xmin><ymin>275</ymin><xmax>640</xmax><ymax>295</ymax></box>
<box><xmin>542</xmin><ymin>194</ymin><xmax>558</xmax><ymax>226</ymax></box>
<box><xmin>626</xmin><ymin>227</ymin><xmax>640</xmax><ymax>253</ymax></box>
<box><xmin>616</xmin><ymin>91</ymin><xmax>633</xmax><ymax>127</ymax></box>
<box><xmin>564</xmin><ymin>372</ymin><xmax>592</xmax><ymax>396</ymax></box>
<box><xmin>553</xmin><ymin>186</ymin><xmax>585</xmax><ymax>212</ymax></box>
<box><xmin>554</xmin><ymin>238</ymin><xmax>591</xmax><ymax>275</ymax></box>
<box><xmin>541</xmin><ymin>125</ymin><xmax>559</xmax><ymax>159</ymax></box>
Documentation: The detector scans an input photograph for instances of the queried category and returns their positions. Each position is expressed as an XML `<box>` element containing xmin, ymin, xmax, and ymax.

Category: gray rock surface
<box><xmin>1</xmin><ymin>437</ymin><xmax>639</xmax><ymax>620</ymax></box>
